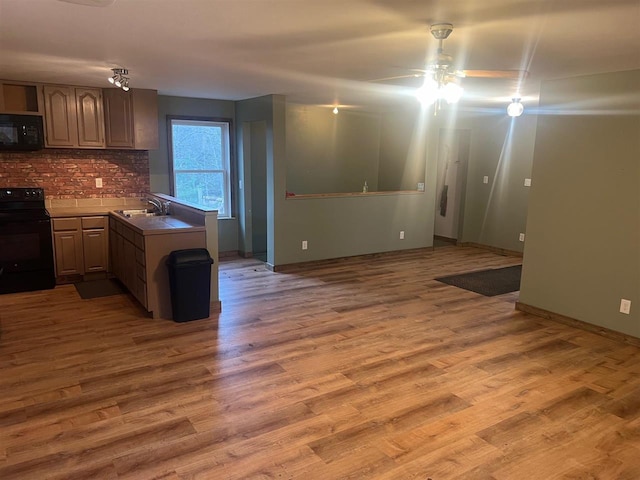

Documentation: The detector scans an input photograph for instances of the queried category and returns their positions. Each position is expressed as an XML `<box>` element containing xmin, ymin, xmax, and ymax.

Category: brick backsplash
<box><xmin>0</xmin><ymin>149</ymin><xmax>150</xmax><ymax>198</ymax></box>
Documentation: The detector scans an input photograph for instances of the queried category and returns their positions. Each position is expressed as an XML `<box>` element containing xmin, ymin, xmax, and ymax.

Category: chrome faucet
<box><xmin>147</xmin><ymin>197</ymin><xmax>162</xmax><ymax>213</ymax></box>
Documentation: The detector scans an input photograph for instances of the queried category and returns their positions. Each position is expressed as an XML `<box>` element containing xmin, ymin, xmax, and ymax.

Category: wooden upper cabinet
<box><xmin>2</xmin><ymin>80</ymin><xmax>157</xmax><ymax>150</ymax></box>
<box><xmin>75</xmin><ymin>88</ymin><xmax>105</xmax><ymax>148</ymax></box>
<box><xmin>131</xmin><ymin>89</ymin><xmax>158</xmax><ymax>150</ymax></box>
<box><xmin>43</xmin><ymin>85</ymin><xmax>78</xmax><ymax>147</ymax></box>
<box><xmin>103</xmin><ymin>88</ymin><xmax>134</xmax><ymax>148</ymax></box>
<box><xmin>43</xmin><ymin>85</ymin><xmax>105</xmax><ymax>148</ymax></box>
<box><xmin>0</xmin><ymin>81</ymin><xmax>43</xmax><ymax>114</ymax></box>
<box><xmin>103</xmin><ymin>88</ymin><xmax>158</xmax><ymax>150</ymax></box>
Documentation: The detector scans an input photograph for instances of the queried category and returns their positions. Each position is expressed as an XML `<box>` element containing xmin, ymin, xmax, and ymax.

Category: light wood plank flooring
<box><xmin>1</xmin><ymin>246</ymin><xmax>639</xmax><ymax>479</ymax></box>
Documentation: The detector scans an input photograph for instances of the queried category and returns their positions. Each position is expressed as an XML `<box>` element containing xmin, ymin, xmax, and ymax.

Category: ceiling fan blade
<box><xmin>369</xmin><ymin>73</ymin><xmax>424</xmax><ymax>83</ymax></box>
<box><xmin>462</xmin><ymin>70</ymin><xmax>529</xmax><ymax>79</ymax></box>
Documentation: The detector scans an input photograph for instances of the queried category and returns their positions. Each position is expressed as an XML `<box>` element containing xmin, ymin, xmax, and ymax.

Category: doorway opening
<box><xmin>248</xmin><ymin>121</ymin><xmax>268</xmax><ymax>262</ymax></box>
<box><xmin>434</xmin><ymin>128</ymin><xmax>470</xmax><ymax>247</ymax></box>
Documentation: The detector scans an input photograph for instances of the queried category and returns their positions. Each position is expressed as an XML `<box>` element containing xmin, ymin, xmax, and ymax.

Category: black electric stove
<box><xmin>0</xmin><ymin>187</ymin><xmax>56</xmax><ymax>294</ymax></box>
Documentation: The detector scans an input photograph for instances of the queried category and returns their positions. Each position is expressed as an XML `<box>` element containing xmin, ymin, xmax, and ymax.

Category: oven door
<box><xmin>0</xmin><ymin>217</ymin><xmax>56</xmax><ymax>293</ymax></box>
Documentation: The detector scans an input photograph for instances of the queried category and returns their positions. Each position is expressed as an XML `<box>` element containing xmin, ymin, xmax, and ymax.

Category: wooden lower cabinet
<box><xmin>109</xmin><ymin>215</ymin><xmax>205</xmax><ymax>319</ymax></box>
<box><xmin>52</xmin><ymin>216</ymin><xmax>108</xmax><ymax>279</ymax></box>
<box><xmin>53</xmin><ymin>229</ymin><xmax>84</xmax><ymax>275</ymax></box>
<box><xmin>109</xmin><ymin>216</ymin><xmax>147</xmax><ymax>309</ymax></box>
<box><xmin>82</xmin><ymin>217</ymin><xmax>109</xmax><ymax>272</ymax></box>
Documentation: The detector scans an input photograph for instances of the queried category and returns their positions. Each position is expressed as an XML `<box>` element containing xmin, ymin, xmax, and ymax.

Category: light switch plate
<box><xmin>483</xmin><ymin>176</ymin><xmax>489</xmax><ymax>184</ymax></box>
<box><xmin>95</xmin><ymin>178</ymin><xmax>103</xmax><ymax>188</ymax></box>
<box><xmin>524</xmin><ymin>178</ymin><xmax>532</xmax><ymax>187</ymax></box>
<box><xmin>519</xmin><ymin>233</ymin><xmax>525</xmax><ymax>242</ymax></box>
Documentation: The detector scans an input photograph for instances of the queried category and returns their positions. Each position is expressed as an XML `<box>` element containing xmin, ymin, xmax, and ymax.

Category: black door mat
<box><xmin>435</xmin><ymin>265</ymin><xmax>522</xmax><ymax>297</ymax></box>
<box><xmin>74</xmin><ymin>278</ymin><xmax>126</xmax><ymax>299</ymax></box>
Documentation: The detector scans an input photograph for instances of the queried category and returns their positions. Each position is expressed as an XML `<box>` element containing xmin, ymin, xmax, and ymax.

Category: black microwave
<box><xmin>0</xmin><ymin>114</ymin><xmax>45</xmax><ymax>151</ymax></box>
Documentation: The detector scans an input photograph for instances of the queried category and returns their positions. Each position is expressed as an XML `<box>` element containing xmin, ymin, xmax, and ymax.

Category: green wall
<box><xmin>286</xmin><ymin>104</ymin><xmax>381</xmax><ymax>194</ymax></box>
<box><xmin>443</xmin><ymin>110</ymin><xmax>538</xmax><ymax>252</ymax></box>
<box><xmin>235</xmin><ymin>95</ymin><xmax>279</xmax><ymax>263</ymax></box>
<box><xmin>378</xmin><ymin>104</ymin><xmax>429</xmax><ymax>191</ymax></box>
<box><xmin>520</xmin><ymin>70</ymin><xmax>640</xmax><ymax>336</ymax></box>
<box><xmin>285</xmin><ymin>102</ymin><xmax>427</xmax><ymax>195</ymax></box>
<box><xmin>276</xmin><ymin>101</ymin><xmax>437</xmax><ymax>266</ymax></box>
<box><xmin>276</xmin><ymin>193</ymin><xmax>433</xmax><ymax>265</ymax></box>
<box><xmin>149</xmin><ymin>95</ymin><xmax>238</xmax><ymax>253</ymax></box>
<box><xmin>235</xmin><ymin>95</ymin><xmax>437</xmax><ymax>266</ymax></box>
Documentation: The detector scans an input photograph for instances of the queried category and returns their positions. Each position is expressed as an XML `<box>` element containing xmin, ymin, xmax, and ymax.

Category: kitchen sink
<box><xmin>114</xmin><ymin>209</ymin><xmax>163</xmax><ymax>218</ymax></box>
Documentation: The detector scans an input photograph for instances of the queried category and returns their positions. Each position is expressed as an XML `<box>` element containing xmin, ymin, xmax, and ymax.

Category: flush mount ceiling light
<box><xmin>507</xmin><ymin>98</ymin><xmax>524</xmax><ymax>117</ymax></box>
<box><xmin>107</xmin><ymin>68</ymin><xmax>130</xmax><ymax>92</ymax></box>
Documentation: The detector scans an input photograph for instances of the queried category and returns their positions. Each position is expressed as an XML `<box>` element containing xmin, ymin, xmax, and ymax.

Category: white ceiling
<box><xmin>1</xmin><ymin>0</ymin><xmax>639</xmax><ymax>109</ymax></box>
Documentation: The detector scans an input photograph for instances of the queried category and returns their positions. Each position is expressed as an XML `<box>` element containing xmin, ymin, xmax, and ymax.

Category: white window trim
<box><xmin>169</xmin><ymin>118</ymin><xmax>232</xmax><ymax>218</ymax></box>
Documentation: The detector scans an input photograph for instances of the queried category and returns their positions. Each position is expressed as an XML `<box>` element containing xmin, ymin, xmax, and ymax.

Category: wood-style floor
<box><xmin>1</xmin><ymin>246</ymin><xmax>639</xmax><ymax>479</ymax></box>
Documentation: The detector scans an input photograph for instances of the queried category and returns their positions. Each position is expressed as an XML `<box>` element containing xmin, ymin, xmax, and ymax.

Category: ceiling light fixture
<box><xmin>415</xmin><ymin>23</ymin><xmax>464</xmax><ymax>113</ymax></box>
<box><xmin>107</xmin><ymin>68</ymin><xmax>130</xmax><ymax>92</ymax></box>
<box><xmin>507</xmin><ymin>98</ymin><xmax>524</xmax><ymax>117</ymax></box>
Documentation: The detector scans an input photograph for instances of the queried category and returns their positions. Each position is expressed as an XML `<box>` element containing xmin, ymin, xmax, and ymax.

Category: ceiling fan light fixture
<box><xmin>416</xmin><ymin>76</ymin><xmax>463</xmax><ymax>106</ymax></box>
<box><xmin>507</xmin><ymin>98</ymin><xmax>524</xmax><ymax>117</ymax></box>
<box><xmin>416</xmin><ymin>79</ymin><xmax>440</xmax><ymax>106</ymax></box>
<box><xmin>442</xmin><ymin>82</ymin><xmax>463</xmax><ymax>104</ymax></box>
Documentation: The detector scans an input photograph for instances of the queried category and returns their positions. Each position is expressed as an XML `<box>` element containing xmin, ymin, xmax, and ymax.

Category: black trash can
<box><xmin>166</xmin><ymin>248</ymin><xmax>214</xmax><ymax>322</ymax></box>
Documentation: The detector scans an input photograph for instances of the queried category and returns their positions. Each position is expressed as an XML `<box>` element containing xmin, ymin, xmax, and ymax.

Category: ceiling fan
<box><xmin>376</xmin><ymin>23</ymin><xmax>528</xmax><ymax>83</ymax></box>
<box><xmin>373</xmin><ymin>23</ymin><xmax>528</xmax><ymax>107</ymax></box>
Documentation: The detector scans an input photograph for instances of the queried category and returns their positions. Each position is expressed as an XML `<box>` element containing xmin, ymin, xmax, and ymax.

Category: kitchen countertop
<box><xmin>48</xmin><ymin>205</ymin><xmax>204</xmax><ymax>236</ymax></box>
<box><xmin>48</xmin><ymin>204</ymin><xmax>133</xmax><ymax>217</ymax></box>
<box><xmin>109</xmin><ymin>212</ymin><xmax>205</xmax><ymax>236</ymax></box>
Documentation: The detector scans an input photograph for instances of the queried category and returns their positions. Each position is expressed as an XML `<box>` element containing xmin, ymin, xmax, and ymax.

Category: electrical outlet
<box><xmin>519</xmin><ymin>233</ymin><xmax>525</xmax><ymax>242</ymax></box>
<box><xmin>301</xmin><ymin>240</ymin><xmax>308</xmax><ymax>250</ymax></box>
<box><xmin>620</xmin><ymin>299</ymin><xmax>631</xmax><ymax>315</ymax></box>
<box><xmin>417</xmin><ymin>183</ymin><xmax>425</xmax><ymax>192</ymax></box>
<box><xmin>399</xmin><ymin>231</ymin><xmax>405</xmax><ymax>240</ymax></box>
<box><xmin>483</xmin><ymin>176</ymin><xmax>489</xmax><ymax>184</ymax></box>
<box><xmin>524</xmin><ymin>178</ymin><xmax>532</xmax><ymax>187</ymax></box>
<box><xmin>95</xmin><ymin>178</ymin><xmax>103</xmax><ymax>188</ymax></box>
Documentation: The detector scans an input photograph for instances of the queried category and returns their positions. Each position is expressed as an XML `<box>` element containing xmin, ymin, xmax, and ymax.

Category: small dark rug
<box><xmin>74</xmin><ymin>278</ymin><xmax>126</xmax><ymax>299</ymax></box>
<box><xmin>435</xmin><ymin>265</ymin><xmax>522</xmax><ymax>296</ymax></box>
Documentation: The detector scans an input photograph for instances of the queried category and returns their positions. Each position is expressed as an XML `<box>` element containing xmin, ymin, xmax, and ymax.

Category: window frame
<box><xmin>167</xmin><ymin>115</ymin><xmax>234</xmax><ymax>218</ymax></box>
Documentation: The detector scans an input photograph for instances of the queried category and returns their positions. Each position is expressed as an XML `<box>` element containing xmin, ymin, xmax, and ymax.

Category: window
<box><xmin>169</xmin><ymin>118</ymin><xmax>232</xmax><ymax>218</ymax></box>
